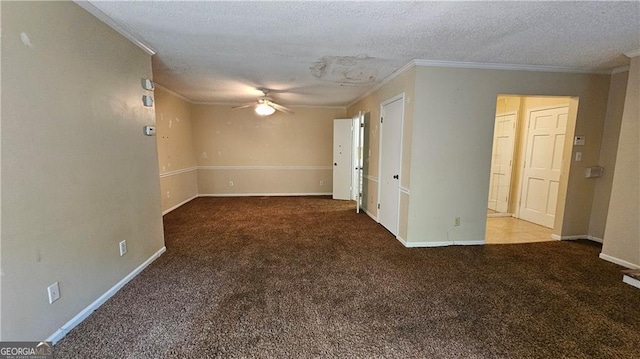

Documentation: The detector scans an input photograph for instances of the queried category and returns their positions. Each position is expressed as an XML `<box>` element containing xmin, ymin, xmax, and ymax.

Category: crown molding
<box><xmin>74</xmin><ymin>1</ymin><xmax>156</xmax><ymax>56</ymax></box>
<box><xmin>155</xmin><ymin>84</ymin><xmax>194</xmax><ymax>103</ymax></box>
<box><xmin>347</xmin><ymin>60</ymin><xmax>416</xmax><ymax>108</ymax></box>
<box><xmin>624</xmin><ymin>49</ymin><xmax>640</xmax><ymax>58</ymax></box>
<box><xmin>190</xmin><ymin>101</ymin><xmax>345</xmax><ymax>109</ymax></box>
<box><xmin>611</xmin><ymin>65</ymin><xmax>630</xmax><ymax>74</ymax></box>
<box><xmin>413</xmin><ymin>59</ymin><xmax>612</xmax><ymax>74</ymax></box>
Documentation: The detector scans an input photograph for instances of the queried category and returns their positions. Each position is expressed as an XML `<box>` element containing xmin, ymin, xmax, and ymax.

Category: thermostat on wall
<box><xmin>143</xmin><ymin>125</ymin><xmax>156</xmax><ymax>136</ymax></box>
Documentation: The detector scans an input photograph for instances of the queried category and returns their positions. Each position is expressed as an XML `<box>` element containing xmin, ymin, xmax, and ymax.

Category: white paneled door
<box><xmin>333</xmin><ymin>119</ymin><xmax>353</xmax><ymax>200</ymax></box>
<box><xmin>488</xmin><ymin>112</ymin><xmax>517</xmax><ymax>213</ymax></box>
<box><xmin>378</xmin><ymin>96</ymin><xmax>403</xmax><ymax>236</ymax></box>
<box><xmin>519</xmin><ymin>106</ymin><xmax>569</xmax><ymax>228</ymax></box>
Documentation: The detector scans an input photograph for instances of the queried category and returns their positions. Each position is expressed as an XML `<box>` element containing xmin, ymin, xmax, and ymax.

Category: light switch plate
<box><xmin>574</xmin><ymin>136</ymin><xmax>586</xmax><ymax>146</ymax></box>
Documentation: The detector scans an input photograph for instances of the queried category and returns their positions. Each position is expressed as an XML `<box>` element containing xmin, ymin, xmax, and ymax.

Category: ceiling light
<box><xmin>255</xmin><ymin>103</ymin><xmax>276</xmax><ymax>116</ymax></box>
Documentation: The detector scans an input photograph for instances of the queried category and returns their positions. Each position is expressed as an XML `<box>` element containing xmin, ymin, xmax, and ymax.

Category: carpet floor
<box><xmin>54</xmin><ymin>196</ymin><xmax>640</xmax><ymax>358</ymax></box>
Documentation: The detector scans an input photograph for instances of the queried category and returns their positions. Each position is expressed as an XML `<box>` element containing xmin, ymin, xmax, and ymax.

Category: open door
<box><xmin>518</xmin><ymin>105</ymin><xmax>569</xmax><ymax>228</ymax></box>
<box><xmin>333</xmin><ymin>113</ymin><xmax>365</xmax><ymax>213</ymax></box>
<box><xmin>353</xmin><ymin>112</ymin><xmax>364</xmax><ymax>213</ymax></box>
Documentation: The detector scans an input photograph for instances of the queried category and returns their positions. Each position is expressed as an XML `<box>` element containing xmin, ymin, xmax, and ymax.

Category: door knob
<box><xmin>334</xmin><ymin>163</ymin><xmax>337</xmax><ymax>166</ymax></box>
<box><xmin>393</xmin><ymin>175</ymin><xmax>399</xmax><ymax>179</ymax></box>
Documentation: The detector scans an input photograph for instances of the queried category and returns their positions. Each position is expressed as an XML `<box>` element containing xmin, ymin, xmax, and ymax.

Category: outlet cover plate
<box><xmin>48</xmin><ymin>282</ymin><xmax>60</xmax><ymax>304</ymax></box>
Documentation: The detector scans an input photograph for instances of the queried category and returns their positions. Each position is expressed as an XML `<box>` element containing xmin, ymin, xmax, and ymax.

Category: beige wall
<box><xmin>602</xmin><ymin>56</ymin><xmax>640</xmax><ymax>267</ymax></box>
<box><xmin>1</xmin><ymin>2</ymin><xmax>164</xmax><ymax>340</ymax></box>
<box><xmin>408</xmin><ymin>66</ymin><xmax>609</xmax><ymax>245</ymax></box>
<box><xmin>155</xmin><ymin>87</ymin><xmax>198</xmax><ymax>213</ymax></box>
<box><xmin>347</xmin><ymin>66</ymin><xmax>415</xmax><ymax>239</ymax></box>
<box><xmin>589</xmin><ymin>71</ymin><xmax>629</xmax><ymax>240</ymax></box>
<box><xmin>192</xmin><ymin>105</ymin><xmax>345</xmax><ymax>195</ymax></box>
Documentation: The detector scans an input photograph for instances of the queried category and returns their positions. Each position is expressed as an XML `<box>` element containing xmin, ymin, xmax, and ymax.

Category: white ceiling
<box><xmin>84</xmin><ymin>1</ymin><xmax>640</xmax><ymax>107</ymax></box>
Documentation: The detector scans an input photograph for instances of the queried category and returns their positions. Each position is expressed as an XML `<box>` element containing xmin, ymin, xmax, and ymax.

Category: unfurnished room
<box><xmin>1</xmin><ymin>1</ymin><xmax>640</xmax><ymax>358</ymax></box>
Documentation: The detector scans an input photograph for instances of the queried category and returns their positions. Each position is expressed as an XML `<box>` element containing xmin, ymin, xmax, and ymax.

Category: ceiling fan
<box><xmin>232</xmin><ymin>88</ymin><xmax>293</xmax><ymax>116</ymax></box>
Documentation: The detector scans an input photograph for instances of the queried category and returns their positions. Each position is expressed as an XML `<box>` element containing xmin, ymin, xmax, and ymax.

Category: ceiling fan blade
<box><xmin>232</xmin><ymin>102</ymin><xmax>256</xmax><ymax>109</ymax></box>
<box><xmin>269</xmin><ymin>101</ymin><xmax>294</xmax><ymax>114</ymax></box>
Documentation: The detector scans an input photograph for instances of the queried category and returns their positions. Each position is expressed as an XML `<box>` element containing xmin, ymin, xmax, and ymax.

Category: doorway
<box><xmin>332</xmin><ymin>112</ymin><xmax>365</xmax><ymax>213</ymax></box>
<box><xmin>486</xmin><ymin>95</ymin><xmax>576</xmax><ymax>244</ymax></box>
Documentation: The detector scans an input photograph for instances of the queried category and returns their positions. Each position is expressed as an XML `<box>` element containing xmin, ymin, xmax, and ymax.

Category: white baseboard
<box><xmin>454</xmin><ymin>240</ymin><xmax>485</xmax><ymax>246</ymax></box>
<box><xmin>487</xmin><ymin>213</ymin><xmax>512</xmax><ymax>218</ymax></box>
<box><xmin>550</xmin><ymin>234</ymin><xmax>602</xmax><ymax>243</ymax></box>
<box><xmin>198</xmin><ymin>192</ymin><xmax>332</xmax><ymax>197</ymax></box>
<box><xmin>623</xmin><ymin>275</ymin><xmax>640</xmax><ymax>289</ymax></box>
<box><xmin>599</xmin><ymin>253</ymin><xmax>640</xmax><ymax>269</ymax></box>
<box><xmin>402</xmin><ymin>240</ymin><xmax>454</xmax><ymax>248</ymax></box>
<box><xmin>47</xmin><ymin>246</ymin><xmax>167</xmax><ymax>344</ymax></box>
<box><xmin>162</xmin><ymin>195</ymin><xmax>197</xmax><ymax>216</ymax></box>
<box><xmin>397</xmin><ymin>238</ymin><xmax>485</xmax><ymax>248</ymax></box>
<box><xmin>587</xmin><ymin>235</ymin><xmax>604</xmax><ymax>243</ymax></box>
<box><xmin>363</xmin><ymin>208</ymin><xmax>378</xmax><ymax>222</ymax></box>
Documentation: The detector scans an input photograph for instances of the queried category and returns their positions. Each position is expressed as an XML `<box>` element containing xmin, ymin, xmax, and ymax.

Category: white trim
<box><xmin>197</xmin><ymin>166</ymin><xmax>332</xmax><ymax>171</ymax></box>
<box><xmin>198</xmin><ymin>192</ymin><xmax>332</xmax><ymax>197</ymax></box>
<box><xmin>413</xmin><ymin>59</ymin><xmax>612</xmax><ymax>74</ymax></box>
<box><xmin>403</xmin><ymin>240</ymin><xmax>454</xmax><ymax>248</ymax></box>
<box><xmin>162</xmin><ymin>195</ymin><xmax>197</xmax><ymax>216</ymax></box>
<box><xmin>159</xmin><ymin>167</ymin><xmax>197</xmax><ymax>178</ymax></box>
<box><xmin>611</xmin><ymin>66</ymin><xmax>630</xmax><ymax>74</ymax></box>
<box><xmin>552</xmin><ymin>234</ymin><xmax>586</xmax><ymax>240</ymax></box>
<box><xmin>155</xmin><ymin>84</ymin><xmax>193</xmax><ymax>103</ymax></box>
<box><xmin>364</xmin><ymin>208</ymin><xmax>378</xmax><ymax>222</ymax></box>
<box><xmin>74</xmin><ymin>1</ymin><xmax>156</xmax><ymax>55</ymax></box>
<box><xmin>400</xmin><ymin>187</ymin><xmax>410</xmax><ymax>195</ymax></box>
<box><xmin>454</xmin><ymin>240</ymin><xmax>485</xmax><ymax>246</ymax></box>
<box><xmin>587</xmin><ymin>235</ymin><xmax>603</xmax><ymax>244</ymax></box>
<box><xmin>47</xmin><ymin>246</ymin><xmax>167</xmax><ymax>344</ymax></box>
<box><xmin>624</xmin><ymin>49</ymin><xmax>640</xmax><ymax>58</ymax></box>
<box><xmin>348</xmin><ymin>61</ymin><xmax>416</xmax><ymax>108</ymax></box>
<box><xmin>549</xmin><ymin>234</ymin><xmax>603</xmax><ymax>243</ymax></box>
<box><xmin>191</xmin><ymin>100</ymin><xmax>346</xmax><ymax>109</ymax></box>
<box><xmin>487</xmin><ymin>212</ymin><xmax>512</xmax><ymax>218</ymax></box>
<box><xmin>364</xmin><ymin>175</ymin><xmax>379</xmax><ymax>183</ymax></box>
<box><xmin>623</xmin><ymin>275</ymin><xmax>640</xmax><ymax>289</ymax></box>
<box><xmin>599</xmin><ymin>253</ymin><xmax>640</xmax><ymax>269</ymax></box>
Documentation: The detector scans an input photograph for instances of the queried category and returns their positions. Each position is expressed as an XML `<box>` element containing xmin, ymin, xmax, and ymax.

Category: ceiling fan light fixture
<box><xmin>255</xmin><ymin>103</ymin><xmax>276</xmax><ymax>116</ymax></box>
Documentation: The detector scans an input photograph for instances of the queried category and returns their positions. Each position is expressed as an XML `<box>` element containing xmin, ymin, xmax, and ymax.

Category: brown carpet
<box><xmin>54</xmin><ymin>196</ymin><xmax>640</xmax><ymax>358</ymax></box>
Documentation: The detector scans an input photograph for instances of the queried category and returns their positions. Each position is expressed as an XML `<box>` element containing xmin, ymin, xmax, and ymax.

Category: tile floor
<box><xmin>485</xmin><ymin>216</ymin><xmax>554</xmax><ymax>244</ymax></box>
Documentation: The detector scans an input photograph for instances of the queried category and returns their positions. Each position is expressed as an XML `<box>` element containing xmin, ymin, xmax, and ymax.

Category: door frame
<box><xmin>377</xmin><ymin>93</ymin><xmax>405</xmax><ymax>235</ymax></box>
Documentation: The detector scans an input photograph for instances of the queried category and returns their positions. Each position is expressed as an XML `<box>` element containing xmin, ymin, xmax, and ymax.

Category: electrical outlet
<box><xmin>229</xmin><ymin>181</ymin><xmax>234</xmax><ymax>187</ymax></box>
<box><xmin>47</xmin><ymin>282</ymin><xmax>60</xmax><ymax>304</ymax></box>
<box><xmin>166</xmin><ymin>191</ymin><xmax>171</xmax><ymax>198</ymax></box>
<box><xmin>320</xmin><ymin>180</ymin><xmax>324</xmax><ymax>186</ymax></box>
<box><xmin>454</xmin><ymin>217</ymin><xmax>461</xmax><ymax>226</ymax></box>
<box><xmin>119</xmin><ymin>240</ymin><xmax>127</xmax><ymax>256</ymax></box>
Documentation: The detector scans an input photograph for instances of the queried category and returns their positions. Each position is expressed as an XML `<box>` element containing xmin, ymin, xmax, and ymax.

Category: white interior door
<box><xmin>378</xmin><ymin>97</ymin><xmax>403</xmax><ymax>236</ymax></box>
<box><xmin>488</xmin><ymin>112</ymin><xmax>517</xmax><ymax>213</ymax></box>
<box><xmin>519</xmin><ymin>106</ymin><xmax>568</xmax><ymax>228</ymax></box>
<box><xmin>333</xmin><ymin>119</ymin><xmax>352</xmax><ymax>200</ymax></box>
<box><xmin>353</xmin><ymin>112</ymin><xmax>364</xmax><ymax>213</ymax></box>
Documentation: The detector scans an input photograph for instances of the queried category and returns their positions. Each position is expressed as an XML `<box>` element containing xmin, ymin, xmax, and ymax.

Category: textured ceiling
<box><xmin>85</xmin><ymin>1</ymin><xmax>640</xmax><ymax>107</ymax></box>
